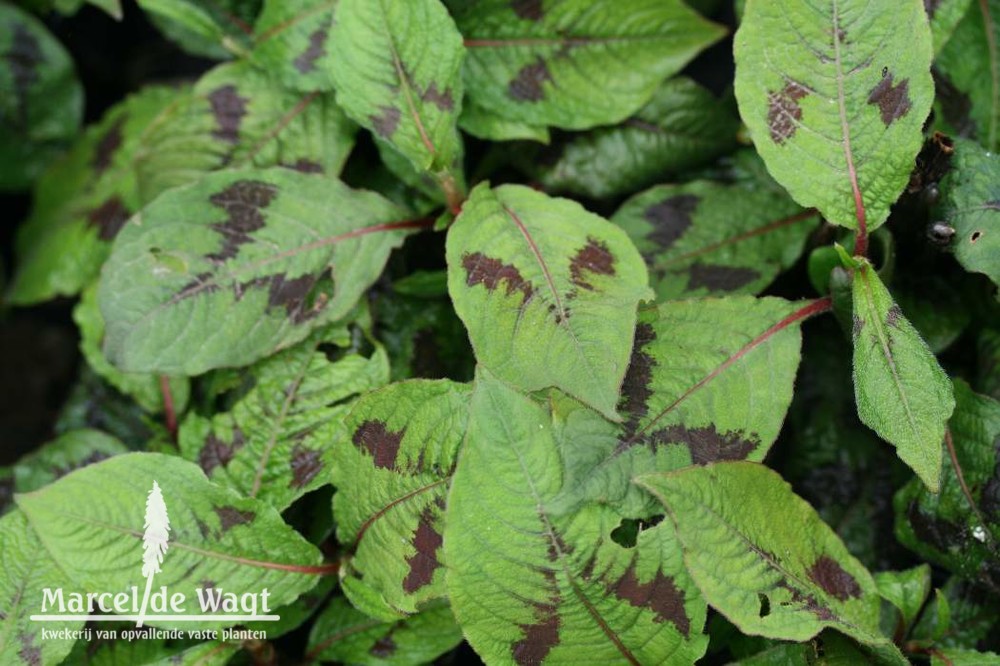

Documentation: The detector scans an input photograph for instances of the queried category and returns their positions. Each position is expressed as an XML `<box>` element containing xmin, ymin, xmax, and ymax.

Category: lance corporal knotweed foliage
<box><xmin>2</xmin><ymin>0</ymin><xmax>1000</xmax><ymax>664</ymax></box>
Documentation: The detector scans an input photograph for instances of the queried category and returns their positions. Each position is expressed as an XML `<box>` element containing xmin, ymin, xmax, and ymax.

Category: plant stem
<box><xmin>160</xmin><ymin>376</ymin><xmax>177</xmax><ymax>441</ymax></box>
<box><xmin>944</xmin><ymin>428</ymin><xmax>995</xmax><ymax>548</ymax></box>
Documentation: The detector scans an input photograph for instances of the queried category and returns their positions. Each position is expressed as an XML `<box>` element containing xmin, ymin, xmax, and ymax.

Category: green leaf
<box><xmin>0</xmin><ymin>510</ymin><xmax>84</xmax><ymax>666</ymax></box>
<box><xmin>934</xmin><ymin>0</ymin><xmax>999</xmax><ymax>149</ymax></box>
<box><xmin>927</xmin><ymin>0</ymin><xmax>974</xmax><ymax>53</ymax></box>
<box><xmin>8</xmin><ymin>86</ymin><xmax>180</xmax><ymax>305</ymax></box>
<box><xmin>179</xmin><ymin>324</ymin><xmax>389</xmax><ymax>511</ymax></box>
<box><xmin>250</xmin><ymin>0</ymin><xmax>338</xmax><ymax>92</ymax></box>
<box><xmin>0</xmin><ymin>2</ymin><xmax>83</xmax><ymax>191</ymax></box>
<box><xmin>851</xmin><ymin>259</ymin><xmax>955</xmax><ymax>491</ymax></box>
<box><xmin>98</xmin><ymin>167</ymin><xmax>413</xmax><ymax>374</ymax></box>
<box><xmin>446</xmin><ymin>183</ymin><xmax>652</xmax><ymax>419</ymax></box>
<box><xmin>612</xmin><ymin>180</ymin><xmax>818</xmax><ymax>300</ymax></box>
<box><xmin>145</xmin><ymin>641</ymin><xmax>240</xmax><ymax>665</ymax></box>
<box><xmin>137</xmin><ymin>0</ymin><xmax>259</xmax><ymax>59</ymax></box>
<box><xmin>136</xmin><ymin>60</ymin><xmax>357</xmax><ymax>205</ymax></box>
<box><xmin>306</xmin><ymin>598</ymin><xmax>463</xmax><ymax>665</ymax></box>
<box><xmin>329</xmin><ymin>0</ymin><xmax>465</xmax><ymax>177</ymax></box>
<box><xmin>10</xmin><ymin>429</ymin><xmax>129</xmax><ymax>496</ymax></box>
<box><xmin>16</xmin><ymin>453</ymin><xmax>325</xmax><ymax>626</ymax></box>
<box><xmin>334</xmin><ymin>380</ymin><xmax>470</xmax><ymax>619</ymax></box>
<box><xmin>874</xmin><ymin>564</ymin><xmax>931</xmax><ymax>629</ymax></box>
<box><xmin>459</xmin><ymin>100</ymin><xmax>550</xmax><ymax>143</ymax></box>
<box><xmin>734</xmin><ymin>0</ymin><xmax>934</xmax><ymax>231</ymax></box>
<box><xmin>525</xmin><ymin>78</ymin><xmax>740</xmax><ymax>199</ymax></box>
<box><xmin>911</xmin><ymin>576</ymin><xmax>999</xmax><ymax>648</ymax></box>
<box><xmin>446</xmin><ymin>371</ymin><xmax>709</xmax><ymax>664</ymax></box>
<box><xmin>978</xmin><ymin>328</ymin><xmax>1000</xmax><ymax>401</ymax></box>
<box><xmin>75</xmin><ymin>285</ymin><xmax>191</xmax><ymax>415</ymax></box>
<box><xmin>935</xmin><ymin>138</ymin><xmax>1000</xmax><ymax>290</ymax></box>
<box><xmin>932</xmin><ymin>648</ymin><xmax>1000</xmax><ymax>665</ymax></box>
<box><xmin>637</xmin><ymin>462</ymin><xmax>884</xmax><ymax>646</ymax></box>
<box><xmin>894</xmin><ymin>380</ymin><xmax>1000</xmax><ymax>594</ymax></box>
<box><xmin>450</xmin><ymin>0</ymin><xmax>725</xmax><ymax>130</ymax></box>
<box><xmin>893</xmin><ymin>276</ymin><xmax>971</xmax><ymax>354</ymax></box>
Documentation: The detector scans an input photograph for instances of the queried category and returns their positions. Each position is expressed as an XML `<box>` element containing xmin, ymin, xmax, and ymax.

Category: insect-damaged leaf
<box><xmin>179</xmin><ymin>324</ymin><xmax>390</xmax><ymax>511</ymax></box>
<box><xmin>522</xmin><ymin>78</ymin><xmax>740</xmax><ymax>200</ymax></box>
<box><xmin>307</xmin><ymin>598</ymin><xmax>463</xmax><ymax>665</ymax></box>
<box><xmin>734</xmin><ymin>0</ymin><xmax>934</xmax><ymax>232</ymax></box>
<box><xmin>251</xmin><ymin>0</ymin><xmax>337</xmax><ymax>92</ymax></box>
<box><xmin>449</xmin><ymin>0</ymin><xmax>725</xmax><ymax>131</ymax></box>
<box><xmin>0</xmin><ymin>2</ymin><xmax>83</xmax><ymax>191</ymax></box>
<box><xmin>136</xmin><ymin>60</ymin><xmax>357</xmax><ymax>205</ymax></box>
<box><xmin>334</xmin><ymin>380</ymin><xmax>471</xmax><ymax>619</ymax></box>
<box><xmin>894</xmin><ymin>380</ymin><xmax>1000</xmax><ymax>594</ymax></box>
<box><xmin>8</xmin><ymin>86</ymin><xmax>179</xmax><ymax>305</ymax></box>
<box><xmin>934</xmin><ymin>0</ymin><xmax>999</xmax><ymax>149</ymax></box>
<box><xmin>16</xmin><ymin>453</ymin><xmax>324</xmax><ymax>626</ymax></box>
<box><xmin>851</xmin><ymin>259</ymin><xmax>955</xmax><ymax>492</ymax></box>
<box><xmin>329</xmin><ymin>0</ymin><xmax>464</xmax><ymax>176</ymax></box>
<box><xmin>98</xmin><ymin>167</ymin><xmax>413</xmax><ymax>375</ymax></box>
<box><xmin>446</xmin><ymin>183</ymin><xmax>653</xmax><ymax>420</ymax></box>
<box><xmin>0</xmin><ymin>510</ymin><xmax>83</xmax><ymax>666</ymax></box>
<box><xmin>612</xmin><ymin>180</ymin><xmax>818</xmax><ymax>300</ymax></box>
<box><xmin>445</xmin><ymin>372</ymin><xmax>709</xmax><ymax>665</ymax></box>
<box><xmin>637</xmin><ymin>462</ymin><xmax>884</xmax><ymax>647</ymax></box>
<box><xmin>935</xmin><ymin>138</ymin><xmax>1000</xmax><ymax>291</ymax></box>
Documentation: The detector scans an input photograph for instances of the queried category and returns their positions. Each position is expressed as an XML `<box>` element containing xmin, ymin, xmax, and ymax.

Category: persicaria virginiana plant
<box><xmin>2</xmin><ymin>0</ymin><xmax>1000</xmax><ymax>664</ymax></box>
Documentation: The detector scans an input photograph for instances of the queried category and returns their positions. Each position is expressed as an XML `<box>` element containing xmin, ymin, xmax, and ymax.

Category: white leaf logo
<box><xmin>137</xmin><ymin>480</ymin><xmax>170</xmax><ymax>627</ymax></box>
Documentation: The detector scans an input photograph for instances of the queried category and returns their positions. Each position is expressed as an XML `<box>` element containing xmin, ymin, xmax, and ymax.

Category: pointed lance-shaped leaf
<box><xmin>0</xmin><ymin>3</ymin><xmax>83</xmax><ymax>190</ymax></box>
<box><xmin>636</xmin><ymin>462</ymin><xmax>885</xmax><ymax>647</ymax></box>
<box><xmin>446</xmin><ymin>183</ymin><xmax>653</xmax><ymax>420</ymax></box>
<box><xmin>179</xmin><ymin>324</ymin><xmax>390</xmax><ymax>511</ymax></box>
<box><xmin>0</xmin><ymin>510</ymin><xmax>84</xmax><ymax>666</ymax></box>
<box><xmin>16</xmin><ymin>453</ymin><xmax>326</xmax><ymax>627</ymax></box>
<box><xmin>98</xmin><ymin>167</ymin><xmax>416</xmax><ymax>375</ymax></box>
<box><xmin>446</xmin><ymin>371</ymin><xmax>709</xmax><ymax>665</ymax></box>
<box><xmin>333</xmin><ymin>380</ymin><xmax>471</xmax><ymax>619</ymax></box>
<box><xmin>449</xmin><ymin>0</ymin><xmax>726</xmax><ymax>131</ymax></box>
<box><xmin>612</xmin><ymin>180</ymin><xmax>818</xmax><ymax>300</ymax></box>
<box><xmin>934</xmin><ymin>138</ymin><xmax>1000</xmax><ymax>291</ymax></box>
<box><xmin>734</xmin><ymin>0</ymin><xmax>934</xmax><ymax>232</ymax></box>
<box><xmin>329</xmin><ymin>0</ymin><xmax>465</xmax><ymax>178</ymax></box>
<box><xmin>851</xmin><ymin>259</ymin><xmax>955</xmax><ymax>492</ymax></box>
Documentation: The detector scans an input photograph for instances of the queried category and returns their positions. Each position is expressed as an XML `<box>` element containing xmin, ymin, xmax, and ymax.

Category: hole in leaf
<box><xmin>971</xmin><ymin>230</ymin><xmax>983</xmax><ymax>243</ymax></box>
<box><xmin>758</xmin><ymin>593</ymin><xmax>771</xmax><ymax>618</ymax></box>
<box><xmin>611</xmin><ymin>519</ymin><xmax>640</xmax><ymax>548</ymax></box>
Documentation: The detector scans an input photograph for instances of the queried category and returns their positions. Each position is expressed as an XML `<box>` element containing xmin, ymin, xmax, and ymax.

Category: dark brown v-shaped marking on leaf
<box><xmin>502</xmin><ymin>204</ymin><xmax>568</xmax><ymax>322</ymax></box>
<box><xmin>254</xmin><ymin>1</ymin><xmax>337</xmax><ymax>44</ymax></box>
<box><xmin>659</xmin><ymin>209</ymin><xmax>817</xmax><ymax>267</ymax></box>
<box><xmin>353</xmin><ymin>479</ymin><xmax>449</xmax><ymax>549</ymax></box>
<box><xmin>618</xmin><ymin>297</ymin><xmax>832</xmax><ymax>452</ymax></box>
<box><xmin>374</xmin><ymin>3</ymin><xmax>436</xmax><ymax>158</ymax></box>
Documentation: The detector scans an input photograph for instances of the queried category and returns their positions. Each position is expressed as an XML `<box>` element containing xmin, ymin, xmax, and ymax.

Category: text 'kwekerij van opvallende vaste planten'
<box><xmin>1</xmin><ymin>0</ymin><xmax>1000</xmax><ymax>664</ymax></box>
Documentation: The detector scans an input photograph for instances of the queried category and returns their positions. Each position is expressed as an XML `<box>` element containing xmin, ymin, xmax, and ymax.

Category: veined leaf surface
<box><xmin>334</xmin><ymin>380</ymin><xmax>471</xmax><ymax>619</ymax></box>
<box><xmin>0</xmin><ymin>510</ymin><xmax>83</xmax><ymax>666</ymax></box>
<box><xmin>637</xmin><ymin>462</ymin><xmax>884</xmax><ymax>645</ymax></box>
<box><xmin>98</xmin><ymin>168</ymin><xmax>414</xmax><ymax>374</ymax></box>
<box><xmin>734</xmin><ymin>0</ymin><xmax>934</xmax><ymax>231</ymax></box>
<box><xmin>179</xmin><ymin>324</ymin><xmax>389</xmax><ymax>511</ymax></box>
<box><xmin>251</xmin><ymin>0</ymin><xmax>338</xmax><ymax>92</ymax></box>
<box><xmin>446</xmin><ymin>183</ymin><xmax>652</xmax><ymax>419</ymax></box>
<box><xmin>613</xmin><ymin>181</ymin><xmax>818</xmax><ymax>300</ymax></box>
<box><xmin>852</xmin><ymin>259</ymin><xmax>955</xmax><ymax>491</ymax></box>
<box><xmin>445</xmin><ymin>372</ymin><xmax>709</xmax><ymax>664</ymax></box>
<box><xmin>16</xmin><ymin>453</ymin><xmax>325</xmax><ymax>627</ymax></box>
<box><xmin>449</xmin><ymin>0</ymin><xmax>725</xmax><ymax>130</ymax></box>
<box><xmin>330</xmin><ymin>0</ymin><xmax>464</xmax><ymax>176</ymax></box>
<box><xmin>136</xmin><ymin>60</ymin><xmax>357</xmax><ymax>204</ymax></box>
<box><xmin>137</xmin><ymin>0</ymin><xmax>259</xmax><ymax>59</ymax></box>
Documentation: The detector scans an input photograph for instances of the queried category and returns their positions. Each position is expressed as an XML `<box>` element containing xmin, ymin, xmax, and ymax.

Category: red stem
<box><xmin>160</xmin><ymin>375</ymin><xmax>177</xmax><ymax>441</ymax></box>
